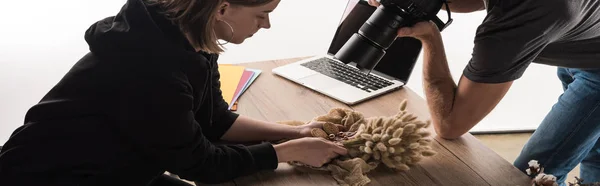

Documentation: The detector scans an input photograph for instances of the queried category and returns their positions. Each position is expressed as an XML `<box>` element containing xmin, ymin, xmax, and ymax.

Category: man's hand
<box><xmin>396</xmin><ymin>21</ymin><xmax>440</xmax><ymax>41</ymax></box>
<box><xmin>368</xmin><ymin>0</ymin><xmax>380</xmax><ymax>7</ymax></box>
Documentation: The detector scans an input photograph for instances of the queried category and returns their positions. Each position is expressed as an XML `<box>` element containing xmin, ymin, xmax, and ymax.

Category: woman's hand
<box><xmin>274</xmin><ymin>137</ymin><xmax>348</xmax><ymax>167</ymax></box>
<box><xmin>397</xmin><ymin>21</ymin><xmax>441</xmax><ymax>41</ymax></box>
<box><xmin>296</xmin><ymin>121</ymin><xmax>345</xmax><ymax>138</ymax></box>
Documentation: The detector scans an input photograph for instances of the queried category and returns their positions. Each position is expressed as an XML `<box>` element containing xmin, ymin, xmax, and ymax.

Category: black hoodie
<box><xmin>0</xmin><ymin>0</ymin><xmax>278</xmax><ymax>185</ymax></box>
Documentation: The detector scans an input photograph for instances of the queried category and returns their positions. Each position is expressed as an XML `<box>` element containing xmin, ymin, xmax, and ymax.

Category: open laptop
<box><xmin>272</xmin><ymin>0</ymin><xmax>422</xmax><ymax>105</ymax></box>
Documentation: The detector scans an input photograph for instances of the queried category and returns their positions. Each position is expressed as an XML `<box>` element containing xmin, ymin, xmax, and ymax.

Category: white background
<box><xmin>0</xmin><ymin>0</ymin><xmax>562</xmax><ymax>144</ymax></box>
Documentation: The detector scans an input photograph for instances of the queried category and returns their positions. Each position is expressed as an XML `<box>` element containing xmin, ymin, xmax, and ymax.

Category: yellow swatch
<box><xmin>217</xmin><ymin>64</ymin><xmax>245</xmax><ymax>106</ymax></box>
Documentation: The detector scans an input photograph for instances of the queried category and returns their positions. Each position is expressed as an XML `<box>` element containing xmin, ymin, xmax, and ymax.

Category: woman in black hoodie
<box><xmin>0</xmin><ymin>0</ymin><xmax>347</xmax><ymax>185</ymax></box>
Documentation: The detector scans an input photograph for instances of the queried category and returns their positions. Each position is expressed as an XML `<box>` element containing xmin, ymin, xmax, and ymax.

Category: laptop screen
<box><xmin>327</xmin><ymin>0</ymin><xmax>422</xmax><ymax>83</ymax></box>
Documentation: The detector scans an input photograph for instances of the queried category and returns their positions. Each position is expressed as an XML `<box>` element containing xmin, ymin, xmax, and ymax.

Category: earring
<box><xmin>217</xmin><ymin>20</ymin><xmax>234</xmax><ymax>46</ymax></box>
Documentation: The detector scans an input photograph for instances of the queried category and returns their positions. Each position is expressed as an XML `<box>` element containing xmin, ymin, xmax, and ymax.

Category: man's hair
<box><xmin>148</xmin><ymin>0</ymin><xmax>274</xmax><ymax>54</ymax></box>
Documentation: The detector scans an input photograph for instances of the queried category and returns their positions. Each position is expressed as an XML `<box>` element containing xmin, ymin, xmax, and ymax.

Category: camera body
<box><xmin>334</xmin><ymin>0</ymin><xmax>453</xmax><ymax>74</ymax></box>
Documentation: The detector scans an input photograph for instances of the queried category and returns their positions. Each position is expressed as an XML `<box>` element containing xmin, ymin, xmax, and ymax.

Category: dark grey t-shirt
<box><xmin>463</xmin><ymin>0</ymin><xmax>600</xmax><ymax>83</ymax></box>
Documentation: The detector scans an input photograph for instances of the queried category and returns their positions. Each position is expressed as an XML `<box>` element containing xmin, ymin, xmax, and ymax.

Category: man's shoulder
<box><xmin>477</xmin><ymin>0</ymin><xmax>587</xmax><ymax>41</ymax></box>
<box><xmin>486</xmin><ymin>0</ymin><xmax>574</xmax><ymax>20</ymax></box>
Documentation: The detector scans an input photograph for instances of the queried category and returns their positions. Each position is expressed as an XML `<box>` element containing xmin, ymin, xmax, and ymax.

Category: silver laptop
<box><xmin>272</xmin><ymin>0</ymin><xmax>422</xmax><ymax>105</ymax></box>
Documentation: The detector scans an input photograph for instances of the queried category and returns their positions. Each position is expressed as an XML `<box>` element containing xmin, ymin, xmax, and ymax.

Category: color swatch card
<box><xmin>228</xmin><ymin>70</ymin><xmax>254</xmax><ymax>110</ymax></box>
<box><xmin>216</xmin><ymin>63</ymin><xmax>263</xmax><ymax>111</ymax></box>
<box><xmin>229</xmin><ymin>68</ymin><xmax>262</xmax><ymax>110</ymax></box>
<box><xmin>217</xmin><ymin>64</ymin><xmax>245</xmax><ymax>106</ymax></box>
<box><xmin>241</xmin><ymin>68</ymin><xmax>262</xmax><ymax>94</ymax></box>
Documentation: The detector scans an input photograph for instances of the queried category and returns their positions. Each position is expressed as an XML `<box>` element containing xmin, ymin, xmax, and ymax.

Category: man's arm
<box><xmin>399</xmin><ymin>22</ymin><xmax>513</xmax><ymax>139</ymax></box>
<box><xmin>394</xmin><ymin>0</ymin><xmax>568</xmax><ymax>139</ymax></box>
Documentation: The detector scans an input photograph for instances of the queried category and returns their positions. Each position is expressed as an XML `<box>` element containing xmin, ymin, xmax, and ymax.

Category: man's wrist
<box><xmin>417</xmin><ymin>31</ymin><xmax>442</xmax><ymax>44</ymax></box>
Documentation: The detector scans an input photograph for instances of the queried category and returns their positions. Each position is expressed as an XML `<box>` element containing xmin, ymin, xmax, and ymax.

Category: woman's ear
<box><xmin>215</xmin><ymin>2</ymin><xmax>231</xmax><ymax>21</ymax></box>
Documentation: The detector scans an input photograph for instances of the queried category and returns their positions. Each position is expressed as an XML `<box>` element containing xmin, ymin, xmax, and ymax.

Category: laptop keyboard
<box><xmin>301</xmin><ymin>57</ymin><xmax>394</xmax><ymax>93</ymax></box>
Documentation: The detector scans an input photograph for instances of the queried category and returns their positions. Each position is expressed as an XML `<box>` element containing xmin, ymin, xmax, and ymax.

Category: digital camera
<box><xmin>334</xmin><ymin>0</ymin><xmax>453</xmax><ymax>74</ymax></box>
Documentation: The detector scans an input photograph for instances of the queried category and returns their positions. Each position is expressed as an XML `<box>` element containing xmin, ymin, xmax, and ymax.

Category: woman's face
<box><xmin>214</xmin><ymin>0</ymin><xmax>281</xmax><ymax>44</ymax></box>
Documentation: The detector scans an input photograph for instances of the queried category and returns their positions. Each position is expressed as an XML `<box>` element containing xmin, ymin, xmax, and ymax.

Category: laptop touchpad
<box><xmin>298</xmin><ymin>74</ymin><xmax>340</xmax><ymax>91</ymax></box>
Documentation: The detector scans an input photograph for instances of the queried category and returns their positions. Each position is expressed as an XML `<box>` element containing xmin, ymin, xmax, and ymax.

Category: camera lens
<box><xmin>361</xmin><ymin>6</ymin><xmax>408</xmax><ymax>49</ymax></box>
<box><xmin>334</xmin><ymin>5</ymin><xmax>409</xmax><ymax>72</ymax></box>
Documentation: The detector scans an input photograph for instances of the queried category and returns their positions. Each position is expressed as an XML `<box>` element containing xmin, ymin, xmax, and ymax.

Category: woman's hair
<box><xmin>147</xmin><ymin>0</ymin><xmax>274</xmax><ymax>54</ymax></box>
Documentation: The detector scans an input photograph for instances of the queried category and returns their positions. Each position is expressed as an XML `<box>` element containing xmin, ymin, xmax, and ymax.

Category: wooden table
<box><xmin>217</xmin><ymin>57</ymin><xmax>532</xmax><ymax>186</ymax></box>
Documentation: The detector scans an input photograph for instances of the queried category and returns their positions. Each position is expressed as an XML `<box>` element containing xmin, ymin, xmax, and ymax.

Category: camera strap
<box><xmin>431</xmin><ymin>0</ymin><xmax>453</xmax><ymax>31</ymax></box>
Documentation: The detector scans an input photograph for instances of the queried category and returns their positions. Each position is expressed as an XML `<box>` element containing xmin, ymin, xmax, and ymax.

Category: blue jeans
<box><xmin>514</xmin><ymin>67</ymin><xmax>600</xmax><ymax>185</ymax></box>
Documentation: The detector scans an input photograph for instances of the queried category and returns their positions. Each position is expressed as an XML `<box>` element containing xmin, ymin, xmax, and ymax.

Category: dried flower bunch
<box><xmin>278</xmin><ymin>99</ymin><xmax>437</xmax><ymax>186</ymax></box>
<box><xmin>527</xmin><ymin>160</ymin><xmax>600</xmax><ymax>186</ymax></box>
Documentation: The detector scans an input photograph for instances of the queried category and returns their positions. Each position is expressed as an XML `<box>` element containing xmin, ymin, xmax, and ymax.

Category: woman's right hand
<box><xmin>274</xmin><ymin>137</ymin><xmax>348</xmax><ymax>167</ymax></box>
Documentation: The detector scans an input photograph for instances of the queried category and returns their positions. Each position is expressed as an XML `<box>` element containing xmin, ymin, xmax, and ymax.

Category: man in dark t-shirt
<box><xmin>366</xmin><ymin>0</ymin><xmax>600</xmax><ymax>184</ymax></box>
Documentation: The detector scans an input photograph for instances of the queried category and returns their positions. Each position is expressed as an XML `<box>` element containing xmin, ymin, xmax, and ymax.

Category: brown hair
<box><xmin>147</xmin><ymin>0</ymin><xmax>274</xmax><ymax>54</ymax></box>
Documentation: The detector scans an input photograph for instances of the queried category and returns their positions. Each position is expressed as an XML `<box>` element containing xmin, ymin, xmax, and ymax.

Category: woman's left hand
<box><xmin>296</xmin><ymin>121</ymin><xmax>345</xmax><ymax>138</ymax></box>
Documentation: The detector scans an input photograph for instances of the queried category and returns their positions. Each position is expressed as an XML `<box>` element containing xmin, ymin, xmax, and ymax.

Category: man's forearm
<box><xmin>221</xmin><ymin>115</ymin><xmax>302</xmax><ymax>142</ymax></box>
<box><xmin>420</xmin><ymin>32</ymin><xmax>458</xmax><ymax>135</ymax></box>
